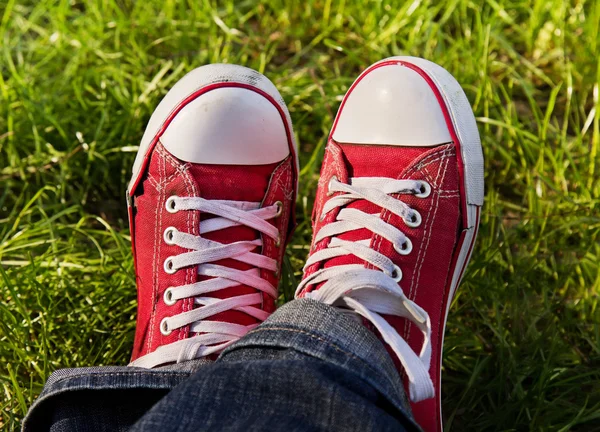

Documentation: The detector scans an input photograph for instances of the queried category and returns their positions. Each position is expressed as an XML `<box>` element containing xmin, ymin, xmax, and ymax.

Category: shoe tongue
<box><xmin>187</xmin><ymin>162</ymin><xmax>278</xmax><ymax>327</ymax></box>
<box><xmin>322</xmin><ymin>142</ymin><xmax>430</xmax><ymax>271</ymax></box>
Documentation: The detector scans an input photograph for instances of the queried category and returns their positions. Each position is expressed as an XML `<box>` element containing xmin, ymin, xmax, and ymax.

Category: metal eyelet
<box><xmin>394</xmin><ymin>238</ymin><xmax>413</xmax><ymax>255</ymax></box>
<box><xmin>327</xmin><ymin>176</ymin><xmax>338</xmax><ymax>196</ymax></box>
<box><xmin>163</xmin><ymin>257</ymin><xmax>177</xmax><ymax>274</ymax></box>
<box><xmin>404</xmin><ymin>210</ymin><xmax>422</xmax><ymax>228</ymax></box>
<box><xmin>274</xmin><ymin>201</ymin><xmax>283</xmax><ymax>217</ymax></box>
<box><xmin>415</xmin><ymin>181</ymin><xmax>431</xmax><ymax>198</ymax></box>
<box><xmin>163</xmin><ymin>227</ymin><xmax>177</xmax><ymax>245</ymax></box>
<box><xmin>160</xmin><ymin>317</ymin><xmax>172</xmax><ymax>336</ymax></box>
<box><xmin>163</xmin><ymin>287</ymin><xmax>177</xmax><ymax>306</ymax></box>
<box><xmin>390</xmin><ymin>264</ymin><xmax>403</xmax><ymax>282</ymax></box>
<box><xmin>275</xmin><ymin>236</ymin><xmax>281</xmax><ymax>247</ymax></box>
<box><xmin>165</xmin><ymin>196</ymin><xmax>178</xmax><ymax>213</ymax></box>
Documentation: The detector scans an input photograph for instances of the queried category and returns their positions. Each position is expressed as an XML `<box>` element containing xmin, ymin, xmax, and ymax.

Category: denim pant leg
<box><xmin>24</xmin><ymin>299</ymin><xmax>420</xmax><ymax>432</ymax></box>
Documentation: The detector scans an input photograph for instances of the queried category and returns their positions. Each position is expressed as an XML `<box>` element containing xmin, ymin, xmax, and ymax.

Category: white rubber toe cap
<box><xmin>128</xmin><ymin>64</ymin><xmax>297</xmax><ymax>193</ymax></box>
<box><xmin>160</xmin><ymin>87</ymin><xmax>289</xmax><ymax>165</ymax></box>
<box><xmin>332</xmin><ymin>64</ymin><xmax>452</xmax><ymax>146</ymax></box>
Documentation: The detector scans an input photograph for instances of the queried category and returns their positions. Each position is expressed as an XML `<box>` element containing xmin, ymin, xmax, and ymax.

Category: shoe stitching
<box><xmin>407</xmin><ymin>176</ymin><xmax>461</xmax><ymax>388</ymax></box>
<box><xmin>370</xmin><ymin>149</ymin><xmax>454</xmax><ymax>268</ymax></box>
<box><xmin>316</xmin><ymin>144</ymin><xmax>344</xmax><ymax>222</ymax></box>
<box><xmin>391</xmin><ymin>148</ymin><xmax>455</xmax><ymax>289</ymax></box>
<box><xmin>363</xmin><ymin>149</ymin><xmax>449</xmax><ymax>338</ymax></box>
<box><xmin>274</xmin><ymin>158</ymin><xmax>294</xmax><ymax>201</ymax></box>
<box><xmin>146</xmin><ymin>172</ymin><xmax>162</xmax><ymax>190</ymax></box>
<box><xmin>307</xmin><ymin>146</ymin><xmax>455</xmax><ymax>280</ymax></box>
<box><xmin>161</xmin><ymin>148</ymin><xmax>199</xmax><ymax>342</ymax></box>
<box><xmin>155</xmin><ymin>143</ymin><xmax>192</xmax><ymax>186</ymax></box>
<box><xmin>410</xmin><ymin>154</ymin><xmax>451</xmax><ymax>299</ymax></box>
<box><xmin>403</xmin><ymin>154</ymin><xmax>451</xmax><ymax>341</ymax></box>
<box><xmin>405</xmin><ymin>153</ymin><xmax>451</xmax><ymax>293</ymax></box>
<box><xmin>411</xmin><ymin>149</ymin><xmax>454</xmax><ymax>177</ymax></box>
<box><xmin>184</xmin><ymin>162</ymin><xmax>200</xmax><ymax>339</ymax></box>
<box><xmin>147</xmin><ymin>151</ymin><xmax>165</xmax><ymax>353</ymax></box>
<box><xmin>276</xmin><ymin>161</ymin><xmax>292</xmax><ymax>252</ymax></box>
<box><xmin>417</xmin><ymin>156</ymin><xmax>456</xmax><ymax>194</ymax></box>
<box><xmin>310</xmin><ymin>144</ymin><xmax>345</xmax><ymax>262</ymax></box>
<box><xmin>263</xmin><ymin>166</ymin><xmax>281</xmax><ymax>284</ymax></box>
<box><xmin>262</xmin><ymin>159</ymin><xmax>292</xmax><ymax>294</ymax></box>
<box><xmin>306</xmin><ymin>145</ymin><xmax>456</xmax><ymax>276</ymax></box>
<box><xmin>414</xmin><ymin>146</ymin><xmax>454</xmax><ymax>166</ymax></box>
<box><xmin>281</xmin><ymin>162</ymin><xmax>292</xmax><ymax>238</ymax></box>
<box><xmin>182</xmin><ymin>164</ymin><xmax>193</xmax><ymax>341</ymax></box>
<box><xmin>161</xmin><ymin>165</ymin><xmax>190</xmax><ymax>186</ymax></box>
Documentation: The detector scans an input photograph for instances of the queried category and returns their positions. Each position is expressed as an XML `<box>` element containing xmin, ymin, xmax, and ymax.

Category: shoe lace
<box><xmin>296</xmin><ymin>177</ymin><xmax>434</xmax><ymax>402</ymax></box>
<box><xmin>131</xmin><ymin>196</ymin><xmax>281</xmax><ymax>368</ymax></box>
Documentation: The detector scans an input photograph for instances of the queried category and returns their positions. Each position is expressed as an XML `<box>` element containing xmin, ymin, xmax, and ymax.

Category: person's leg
<box><xmin>22</xmin><ymin>362</ymin><xmax>206</xmax><ymax>431</ymax></box>
<box><xmin>129</xmin><ymin>299</ymin><xmax>419</xmax><ymax>432</ymax></box>
<box><xmin>23</xmin><ymin>299</ymin><xmax>419</xmax><ymax>432</ymax></box>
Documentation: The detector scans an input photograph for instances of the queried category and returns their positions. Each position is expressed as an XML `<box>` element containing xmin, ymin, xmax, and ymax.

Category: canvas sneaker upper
<box><xmin>126</xmin><ymin>64</ymin><xmax>298</xmax><ymax>369</ymax></box>
<box><xmin>297</xmin><ymin>57</ymin><xmax>483</xmax><ymax>432</ymax></box>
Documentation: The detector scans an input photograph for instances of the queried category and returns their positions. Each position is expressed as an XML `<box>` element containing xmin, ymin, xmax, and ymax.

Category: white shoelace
<box><xmin>296</xmin><ymin>177</ymin><xmax>435</xmax><ymax>402</ymax></box>
<box><xmin>131</xmin><ymin>196</ymin><xmax>281</xmax><ymax>368</ymax></box>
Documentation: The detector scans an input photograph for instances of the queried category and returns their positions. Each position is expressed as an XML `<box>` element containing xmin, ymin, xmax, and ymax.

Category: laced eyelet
<box><xmin>275</xmin><ymin>236</ymin><xmax>281</xmax><ymax>247</ymax></box>
<box><xmin>327</xmin><ymin>176</ymin><xmax>338</xmax><ymax>196</ymax></box>
<box><xmin>163</xmin><ymin>287</ymin><xmax>177</xmax><ymax>306</ymax></box>
<box><xmin>390</xmin><ymin>264</ymin><xmax>403</xmax><ymax>282</ymax></box>
<box><xmin>274</xmin><ymin>201</ymin><xmax>283</xmax><ymax>217</ymax></box>
<box><xmin>163</xmin><ymin>227</ymin><xmax>177</xmax><ymax>245</ymax></box>
<box><xmin>394</xmin><ymin>238</ymin><xmax>413</xmax><ymax>255</ymax></box>
<box><xmin>415</xmin><ymin>181</ymin><xmax>431</xmax><ymax>198</ymax></box>
<box><xmin>404</xmin><ymin>210</ymin><xmax>422</xmax><ymax>228</ymax></box>
<box><xmin>163</xmin><ymin>257</ymin><xmax>177</xmax><ymax>274</ymax></box>
<box><xmin>165</xmin><ymin>196</ymin><xmax>178</xmax><ymax>213</ymax></box>
<box><xmin>160</xmin><ymin>317</ymin><xmax>172</xmax><ymax>336</ymax></box>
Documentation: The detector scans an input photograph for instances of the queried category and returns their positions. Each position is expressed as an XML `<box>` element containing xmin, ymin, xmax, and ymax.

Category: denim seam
<box><xmin>48</xmin><ymin>371</ymin><xmax>191</xmax><ymax>383</ymax></box>
<box><xmin>42</xmin><ymin>371</ymin><xmax>193</xmax><ymax>392</ymax></box>
<box><xmin>247</xmin><ymin>326</ymin><xmax>383</xmax><ymax>377</ymax></box>
<box><xmin>23</xmin><ymin>371</ymin><xmax>192</xmax><ymax>432</ymax></box>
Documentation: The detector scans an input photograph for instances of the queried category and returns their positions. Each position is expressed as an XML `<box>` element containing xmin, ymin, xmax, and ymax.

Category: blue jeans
<box><xmin>23</xmin><ymin>299</ymin><xmax>421</xmax><ymax>431</ymax></box>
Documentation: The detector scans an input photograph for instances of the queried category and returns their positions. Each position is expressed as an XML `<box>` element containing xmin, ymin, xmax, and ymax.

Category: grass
<box><xmin>1</xmin><ymin>0</ymin><xmax>599</xmax><ymax>430</ymax></box>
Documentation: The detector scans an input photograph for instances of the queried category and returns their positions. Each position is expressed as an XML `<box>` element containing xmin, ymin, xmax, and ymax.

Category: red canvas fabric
<box><xmin>301</xmin><ymin>139</ymin><xmax>462</xmax><ymax>432</ymax></box>
<box><xmin>130</xmin><ymin>141</ymin><xmax>294</xmax><ymax>362</ymax></box>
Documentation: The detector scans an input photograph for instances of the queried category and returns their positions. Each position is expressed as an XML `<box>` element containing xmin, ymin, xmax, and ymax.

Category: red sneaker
<box><xmin>297</xmin><ymin>57</ymin><xmax>484</xmax><ymax>432</ymax></box>
<box><xmin>127</xmin><ymin>64</ymin><xmax>298</xmax><ymax>368</ymax></box>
